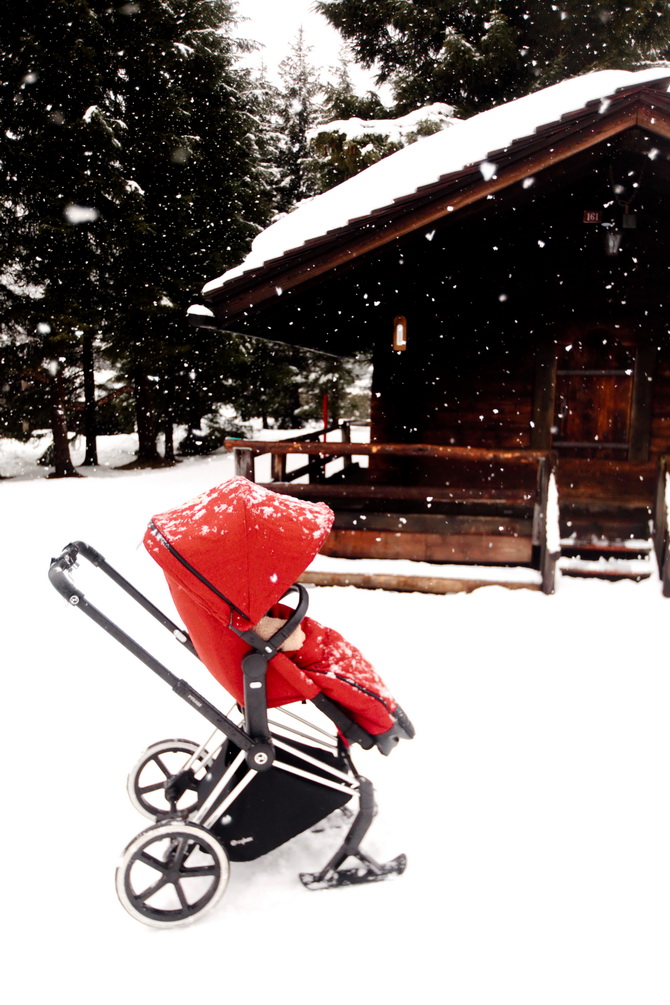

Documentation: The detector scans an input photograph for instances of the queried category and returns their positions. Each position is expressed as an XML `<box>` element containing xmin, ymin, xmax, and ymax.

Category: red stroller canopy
<box><xmin>146</xmin><ymin>476</ymin><xmax>333</xmax><ymax>625</ymax></box>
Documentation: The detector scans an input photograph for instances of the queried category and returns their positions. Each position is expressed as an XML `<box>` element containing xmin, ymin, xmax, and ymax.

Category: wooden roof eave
<box><xmin>204</xmin><ymin>91</ymin><xmax>670</xmax><ymax>328</ymax></box>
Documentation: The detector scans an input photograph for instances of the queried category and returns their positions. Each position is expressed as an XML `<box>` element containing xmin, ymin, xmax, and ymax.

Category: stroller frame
<box><xmin>49</xmin><ymin>541</ymin><xmax>407</xmax><ymax>927</ymax></box>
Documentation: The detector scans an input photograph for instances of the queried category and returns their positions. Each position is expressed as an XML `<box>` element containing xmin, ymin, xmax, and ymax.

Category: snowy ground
<box><xmin>3</xmin><ymin>435</ymin><xmax>670</xmax><ymax>1004</ymax></box>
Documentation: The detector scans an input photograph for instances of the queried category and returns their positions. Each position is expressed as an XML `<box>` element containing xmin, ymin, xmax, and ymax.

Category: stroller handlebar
<box><xmin>47</xmin><ymin>541</ymin><xmax>255</xmax><ymax>754</ymax></box>
<box><xmin>48</xmin><ymin>540</ymin><xmax>102</xmax><ymax>604</ymax></box>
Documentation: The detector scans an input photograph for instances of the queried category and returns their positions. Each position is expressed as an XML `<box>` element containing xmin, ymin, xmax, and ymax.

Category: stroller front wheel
<box><xmin>116</xmin><ymin>821</ymin><xmax>230</xmax><ymax>927</ymax></box>
<box><xmin>127</xmin><ymin>739</ymin><xmax>204</xmax><ymax>820</ymax></box>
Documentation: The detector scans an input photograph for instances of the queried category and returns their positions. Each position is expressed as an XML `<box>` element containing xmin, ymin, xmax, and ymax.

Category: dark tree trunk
<box><xmin>162</xmin><ymin>363</ymin><xmax>176</xmax><ymax>464</ymax></box>
<box><xmin>81</xmin><ymin>332</ymin><xmax>98</xmax><ymax>466</ymax></box>
<box><xmin>163</xmin><ymin>415</ymin><xmax>175</xmax><ymax>463</ymax></box>
<box><xmin>133</xmin><ymin>368</ymin><xmax>160</xmax><ymax>463</ymax></box>
<box><xmin>49</xmin><ymin>363</ymin><xmax>78</xmax><ymax>478</ymax></box>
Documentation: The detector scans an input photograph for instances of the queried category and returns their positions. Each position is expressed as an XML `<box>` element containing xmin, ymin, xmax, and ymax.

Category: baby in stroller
<box><xmin>49</xmin><ymin>476</ymin><xmax>413</xmax><ymax>927</ymax></box>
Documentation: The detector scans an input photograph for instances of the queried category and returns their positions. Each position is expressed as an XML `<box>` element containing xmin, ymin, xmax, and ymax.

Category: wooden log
<box><xmin>298</xmin><ymin>571</ymin><xmax>540</xmax><ymax>595</ymax></box>
<box><xmin>263</xmin><ymin>481</ymin><xmax>535</xmax><ymax>509</ymax></box>
<box><xmin>224</xmin><ymin>438</ymin><xmax>549</xmax><ymax>462</ymax></box>
<box><xmin>332</xmin><ymin>511</ymin><xmax>531</xmax><ymax>537</ymax></box>
<box><xmin>321</xmin><ymin>528</ymin><xmax>533</xmax><ymax>564</ymax></box>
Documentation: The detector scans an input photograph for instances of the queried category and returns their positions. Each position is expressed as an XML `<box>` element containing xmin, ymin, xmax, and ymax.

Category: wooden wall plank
<box><xmin>333</xmin><ymin>511</ymin><xmax>532</xmax><ymax>536</ymax></box>
<box><xmin>322</xmin><ymin>528</ymin><xmax>533</xmax><ymax>563</ymax></box>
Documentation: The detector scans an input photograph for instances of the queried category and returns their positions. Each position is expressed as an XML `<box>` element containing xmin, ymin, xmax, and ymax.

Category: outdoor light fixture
<box><xmin>604</xmin><ymin>227</ymin><xmax>623</xmax><ymax>256</ymax></box>
<box><xmin>393</xmin><ymin>315</ymin><xmax>407</xmax><ymax>351</ymax></box>
<box><xmin>602</xmin><ymin>159</ymin><xmax>643</xmax><ymax>256</ymax></box>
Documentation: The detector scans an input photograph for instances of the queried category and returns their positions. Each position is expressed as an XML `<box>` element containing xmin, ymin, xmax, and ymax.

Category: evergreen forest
<box><xmin>2</xmin><ymin>0</ymin><xmax>669</xmax><ymax>476</ymax></box>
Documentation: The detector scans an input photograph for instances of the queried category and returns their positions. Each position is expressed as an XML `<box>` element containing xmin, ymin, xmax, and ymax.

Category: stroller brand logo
<box><xmin>230</xmin><ymin>836</ymin><xmax>254</xmax><ymax>846</ymax></box>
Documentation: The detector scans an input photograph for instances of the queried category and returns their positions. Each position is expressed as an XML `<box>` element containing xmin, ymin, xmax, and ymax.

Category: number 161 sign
<box><xmin>583</xmin><ymin>210</ymin><xmax>602</xmax><ymax>223</ymax></box>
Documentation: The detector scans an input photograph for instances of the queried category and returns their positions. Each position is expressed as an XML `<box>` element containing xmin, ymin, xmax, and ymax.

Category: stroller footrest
<box><xmin>373</xmin><ymin>705</ymin><xmax>415</xmax><ymax>755</ymax></box>
<box><xmin>299</xmin><ymin>853</ymin><xmax>407</xmax><ymax>891</ymax></box>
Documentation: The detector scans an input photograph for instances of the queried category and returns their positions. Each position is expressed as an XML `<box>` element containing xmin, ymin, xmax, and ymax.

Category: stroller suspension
<box><xmin>299</xmin><ymin>776</ymin><xmax>407</xmax><ymax>891</ymax></box>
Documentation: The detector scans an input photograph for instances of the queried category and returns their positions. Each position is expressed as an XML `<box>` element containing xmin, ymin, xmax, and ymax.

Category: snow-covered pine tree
<box><xmin>310</xmin><ymin>56</ymin><xmax>454</xmax><ymax>191</ymax></box>
<box><xmin>0</xmin><ymin>2</ymin><xmax>128</xmax><ymax>475</ymax></box>
<box><xmin>322</xmin><ymin>55</ymin><xmax>390</xmax><ymax>122</ymax></box>
<box><xmin>0</xmin><ymin>1</ymin><xmax>273</xmax><ymax>469</ymax></box>
<box><xmin>307</xmin><ymin>55</ymin><xmax>392</xmax><ymax>190</ymax></box>
<box><xmin>248</xmin><ymin>64</ymin><xmax>284</xmax><ymax>206</ymax></box>
<box><xmin>275</xmin><ymin>27</ymin><xmax>324</xmax><ymax>214</ymax></box>
<box><xmin>317</xmin><ymin>1</ymin><xmax>670</xmax><ymax>116</ymax></box>
<box><xmin>105</xmin><ymin>0</ymin><xmax>273</xmax><ymax>463</ymax></box>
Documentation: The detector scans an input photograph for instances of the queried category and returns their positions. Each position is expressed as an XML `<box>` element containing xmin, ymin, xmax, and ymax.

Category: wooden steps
<box><xmin>558</xmin><ymin>537</ymin><xmax>654</xmax><ymax>581</ymax></box>
<box><xmin>557</xmin><ymin>496</ymin><xmax>655</xmax><ymax>581</ymax></box>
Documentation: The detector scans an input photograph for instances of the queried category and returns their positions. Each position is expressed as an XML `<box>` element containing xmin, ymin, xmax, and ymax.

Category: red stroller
<box><xmin>49</xmin><ymin>477</ymin><xmax>413</xmax><ymax>928</ymax></box>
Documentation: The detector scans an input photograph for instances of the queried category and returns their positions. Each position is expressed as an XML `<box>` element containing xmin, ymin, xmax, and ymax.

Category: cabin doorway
<box><xmin>551</xmin><ymin>327</ymin><xmax>635</xmax><ymax>459</ymax></box>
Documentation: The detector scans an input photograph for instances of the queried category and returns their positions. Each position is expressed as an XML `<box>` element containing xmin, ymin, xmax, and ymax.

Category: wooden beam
<box><xmin>321</xmin><ymin>528</ymin><xmax>533</xmax><ymax>563</ymax></box>
<box><xmin>225</xmin><ymin>438</ymin><xmax>549</xmax><ymax>461</ymax></box>
<box><xmin>263</xmin><ymin>482</ymin><xmax>537</xmax><ymax>507</ymax></box>
<box><xmin>333</xmin><ymin>511</ymin><xmax>532</xmax><ymax>536</ymax></box>
<box><xmin>637</xmin><ymin>104</ymin><xmax>670</xmax><ymax>139</ymax></box>
<box><xmin>298</xmin><ymin>570</ymin><xmax>541</xmax><ymax>594</ymax></box>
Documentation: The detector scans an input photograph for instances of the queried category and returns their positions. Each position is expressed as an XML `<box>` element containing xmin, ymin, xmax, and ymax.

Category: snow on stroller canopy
<box><xmin>202</xmin><ymin>67</ymin><xmax>670</xmax><ymax>296</ymax></box>
<box><xmin>146</xmin><ymin>477</ymin><xmax>334</xmax><ymax>624</ymax></box>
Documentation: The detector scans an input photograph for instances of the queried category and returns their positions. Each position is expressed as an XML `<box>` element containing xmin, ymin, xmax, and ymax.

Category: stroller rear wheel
<box><xmin>116</xmin><ymin>821</ymin><xmax>230</xmax><ymax>927</ymax></box>
<box><xmin>127</xmin><ymin>739</ymin><xmax>204</xmax><ymax>820</ymax></box>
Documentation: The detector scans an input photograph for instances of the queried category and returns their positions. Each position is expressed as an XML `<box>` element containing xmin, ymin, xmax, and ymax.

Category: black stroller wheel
<box><xmin>116</xmin><ymin>821</ymin><xmax>230</xmax><ymax>928</ymax></box>
<box><xmin>127</xmin><ymin>739</ymin><xmax>204</xmax><ymax>820</ymax></box>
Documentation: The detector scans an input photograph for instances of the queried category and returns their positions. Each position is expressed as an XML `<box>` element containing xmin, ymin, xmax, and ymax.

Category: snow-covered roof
<box><xmin>202</xmin><ymin>67</ymin><xmax>670</xmax><ymax>299</ymax></box>
<box><xmin>307</xmin><ymin>102</ymin><xmax>457</xmax><ymax>144</ymax></box>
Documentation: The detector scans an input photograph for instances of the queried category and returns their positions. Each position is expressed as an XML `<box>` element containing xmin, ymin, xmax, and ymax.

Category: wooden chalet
<box><xmin>191</xmin><ymin>69</ymin><xmax>670</xmax><ymax>595</ymax></box>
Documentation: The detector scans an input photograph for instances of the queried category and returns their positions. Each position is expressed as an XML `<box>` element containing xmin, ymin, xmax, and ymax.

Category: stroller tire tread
<box><xmin>116</xmin><ymin>821</ymin><xmax>229</xmax><ymax>928</ymax></box>
<box><xmin>127</xmin><ymin>739</ymin><xmax>204</xmax><ymax>820</ymax></box>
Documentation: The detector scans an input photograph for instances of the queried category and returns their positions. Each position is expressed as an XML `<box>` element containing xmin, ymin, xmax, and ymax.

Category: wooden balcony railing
<box><xmin>224</xmin><ymin>429</ymin><xmax>560</xmax><ymax>594</ymax></box>
<box><xmin>230</xmin><ymin>422</ymin><xmax>354</xmax><ymax>484</ymax></box>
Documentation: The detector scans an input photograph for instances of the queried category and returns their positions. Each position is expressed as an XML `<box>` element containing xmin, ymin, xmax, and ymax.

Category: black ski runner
<box><xmin>300</xmin><ymin>853</ymin><xmax>406</xmax><ymax>891</ymax></box>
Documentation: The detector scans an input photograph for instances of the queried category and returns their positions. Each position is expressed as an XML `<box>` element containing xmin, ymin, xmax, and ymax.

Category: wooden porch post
<box><xmin>653</xmin><ymin>455</ymin><xmax>670</xmax><ymax>597</ymax></box>
<box><xmin>531</xmin><ymin>340</ymin><xmax>556</xmax><ymax>450</ymax></box>
<box><xmin>628</xmin><ymin>338</ymin><xmax>656</xmax><ymax>463</ymax></box>
<box><xmin>533</xmin><ymin>454</ymin><xmax>559</xmax><ymax>594</ymax></box>
<box><xmin>341</xmin><ymin>421</ymin><xmax>352</xmax><ymax>470</ymax></box>
<box><xmin>234</xmin><ymin>447</ymin><xmax>255</xmax><ymax>481</ymax></box>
